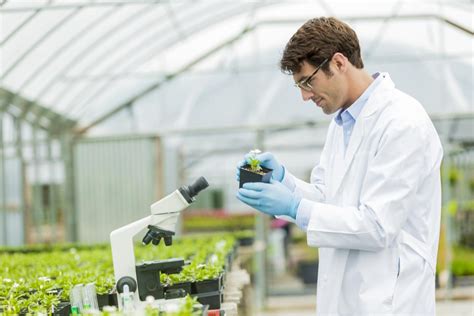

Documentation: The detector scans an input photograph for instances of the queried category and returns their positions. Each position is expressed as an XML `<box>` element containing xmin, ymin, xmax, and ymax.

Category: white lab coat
<box><xmin>282</xmin><ymin>73</ymin><xmax>443</xmax><ymax>315</ymax></box>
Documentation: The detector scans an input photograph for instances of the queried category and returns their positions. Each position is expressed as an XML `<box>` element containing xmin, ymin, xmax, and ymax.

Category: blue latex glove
<box><xmin>236</xmin><ymin>179</ymin><xmax>301</xmax><ymax>219</ymax></box>
<box><xmin>236</xmin><ymin>152</ymin><xmax>285</xmax><ymax>182</ymax></box>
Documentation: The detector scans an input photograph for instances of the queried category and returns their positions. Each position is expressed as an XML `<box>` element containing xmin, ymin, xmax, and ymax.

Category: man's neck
<box><xmin>344</xmin><ymin>70</ymin><xmax>374</xmax><ymax>108</ymax></box>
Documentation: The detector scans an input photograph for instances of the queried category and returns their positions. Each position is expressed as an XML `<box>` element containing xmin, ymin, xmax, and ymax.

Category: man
<box><xmin>236</xmin><ymin>17</ymin><xmax>443</xmax><ymax>315</ymax></box>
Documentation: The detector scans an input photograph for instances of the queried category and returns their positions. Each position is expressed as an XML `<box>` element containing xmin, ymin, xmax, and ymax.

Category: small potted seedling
<box><xmin>192</xmin><ymin>264</ymin><xmax>223</xmax><ymax>295</ymax></box>
<box><xmin>239</xmin><ymin>149</ymin><xmax>273</xmax><ymax>188</ymax></box>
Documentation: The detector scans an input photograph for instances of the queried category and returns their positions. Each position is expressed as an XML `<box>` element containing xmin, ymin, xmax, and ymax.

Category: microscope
<box><xmin>110</xmin><ymin>176</ymin><xmax>209</xmax><ymax>309</ymax></box>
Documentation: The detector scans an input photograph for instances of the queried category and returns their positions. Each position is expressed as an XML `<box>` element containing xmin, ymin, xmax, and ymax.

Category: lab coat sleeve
<box><xmin>281</xmin><ymin>138</ymin><xmax>328</xmax><ymax>203</ymax></box>
<box><xmin>306</xmin><ymin>121</ymin><xmax>428</xmax><ymax>251</ymax></box>
<box><xmin>276</xmin><ymin>136</ymin><xmax>329</xmax><ymax>226</ymax></box>
<box><xmin>275</xmin><ymin>165</ymin><xmax>326</xmax><ymax>226</ymax></box>
<box><xmin>281</xmin><ymin>168</ymin><xmax>325</xmax><ymax>202</ymax></box>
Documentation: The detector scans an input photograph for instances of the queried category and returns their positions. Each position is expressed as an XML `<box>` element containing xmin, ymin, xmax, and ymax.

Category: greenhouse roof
<box><xmin>0</xmin><ymin>0</ymin><xmax>472</xmax><ymax>137</ymax></box>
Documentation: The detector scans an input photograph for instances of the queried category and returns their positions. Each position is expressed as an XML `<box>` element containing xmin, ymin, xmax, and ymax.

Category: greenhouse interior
<box><xmin>0</xmin><ymin>0</ymin><xmax>473</xmax><ymax>315</ymax></box>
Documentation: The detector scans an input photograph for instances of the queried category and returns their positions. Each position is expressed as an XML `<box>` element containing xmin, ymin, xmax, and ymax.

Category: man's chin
<box><xmin>322</xmin><ymin>104</ymin><xmax>341</xmax><ymax>115</ymax></box>
<box><xmin>321</xmin><ymin>106</ymin><xmax>332</xmax><ymax>115</ymax></box>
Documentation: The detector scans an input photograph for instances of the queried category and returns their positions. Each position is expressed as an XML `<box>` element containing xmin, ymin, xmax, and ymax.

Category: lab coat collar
<box><xmin>360</xmin><ymin>72</ymin><xmax>394</xmax><ymax>118</ymax></box>
<box><xmin>334</xmin><ymin>72</ymin><xmax>382</xmax><ymax>126</ymax></box>
<box><xmin>332</xmin><ymin>72</ymin><xmax>395</xmax><ymax>194</ymax></box>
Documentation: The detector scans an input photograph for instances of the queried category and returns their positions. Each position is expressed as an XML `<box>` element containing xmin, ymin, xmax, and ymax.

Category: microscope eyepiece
<box><xmin>179</xmin><ymin>176</ymin><xmax>209</xmax><ymax>203</ymax></box>
<box><xmin>189</xmin><ymin>177</ymin><xmax>209</xmax><ymax>197</ymax></box>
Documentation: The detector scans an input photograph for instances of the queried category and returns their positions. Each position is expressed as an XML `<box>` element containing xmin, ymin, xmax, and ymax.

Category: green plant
<box><xmin>0</xmin><ymin>233</ymin><xmax>238</xmax><ymax>313</ymax></box>
<box><xmin>451</xmin><ymin>246</ymin><xmax>474</xmax><ymax>276</ymax></box>
<box><xmin>436</xmin><ymin>223</ymin><xmax>447</xmax><ymax>274</ymax></box>
<box><xmin>448</xmin><ymin>167</ymin><xmax>461</xmax><ymax>188</ymax></box>
<box><xmin>27</xmin><ymin>291</ymin><xmax>59</xmax><ymax>314</ymax></box>
<box><xmin>183</xmin><ymin>212</ymin><xmax>256</xmax><ymax>232</ymax></box>
<box><xmin>184</xmin><ymin>263</ymin><xmax>222</xmax><ymax>282</ymax></box>
<box><xmin>95</xmin><ymin>276</ymin><xmax>115</xmax><ymax>295</ymax></box>
<box><xmin>166</xmin><ymin>295</ymin><xmax>201</xmax><ymax>316</ymax></box>
<box><xmin>247</xmin><ymin>149</ymin><xmax>262</xmax><ymax>172</ymax></box>
<box><xmin>161</xmin><ymin>272</ymin><xmax>194</xmax><ymax>286</ymax></box>
<box><xmin>469</xmin><ymin>177</ymin><xmax>474</xmax><ymax>195</ymax></box>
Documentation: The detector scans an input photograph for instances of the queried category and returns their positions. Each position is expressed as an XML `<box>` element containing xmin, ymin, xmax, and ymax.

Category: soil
<box><xmin>242</xmin><ymin>166</ymin><xmax>267</xmax><ymax>175</ymax></box>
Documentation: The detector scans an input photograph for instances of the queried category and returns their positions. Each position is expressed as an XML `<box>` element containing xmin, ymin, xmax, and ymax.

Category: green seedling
<box><xmin>0</xmin><ymin>234</ymin><xmax>238</xmax><ymax>313</ymax></box>
<box><xmin>247</xmin><ymin>149</ymin><xmax>262</xmax><ymax>172</ymax></box>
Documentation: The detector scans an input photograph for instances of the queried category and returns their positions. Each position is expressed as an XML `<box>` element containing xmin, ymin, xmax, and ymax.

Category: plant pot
<box><xmin>238</xmin><ymin>236</ymin><xmax>254</xmax><ymax>246</ymax></box>
<box><xmin>193</xmin><ymin>290</ymin><xmax>222</xmax><ymax>310</ymax></box>
<box><xmin>239</xmin><ymin>165</ymin><xmax>272</xmax><ymax>188</ymax></box>
<box><xmin>97</xmin><ymin>293</ymin><xmax>118</xmax><ymax>309</ymax></box>
<box><xmin>165</xmin><ymin>281</ymin><xmax>192</xmax><ymax>296</ymax></box>
<box><xmin>47</xmin><ymin>288</ymin><xmax>63</xmax><ymax>296</ymax></box>
<box><xmin>164</xmin><ymin>288</ymin><xmax>187</xmax><ymax>300</ymax></box>
<box><xmin>297</xmin><ymin>260</ymin><xmax>318</xmax><ymax>284</ymax></box>
<box><xmin>192</xmin><ymin>274</ymin><xmax>223</xmax><ymax>294</ymax></box>
<box><xmin>53</xmin><ymin>302</ymin><xmax>71</xmax><ymax>316</ymax></box>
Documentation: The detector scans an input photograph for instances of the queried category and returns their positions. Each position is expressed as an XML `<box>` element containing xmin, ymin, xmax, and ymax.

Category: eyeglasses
<box><xmin>294</xmin><ymin>58</ymin><xmax>329</xmax><ymax>92</ymax></box>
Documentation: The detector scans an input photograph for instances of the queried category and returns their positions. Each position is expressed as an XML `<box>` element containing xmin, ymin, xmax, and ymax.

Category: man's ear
<box><xmin>332</xmin><ymin>53</ymin><xmax>348</xmax><ymax>72</ymax></box>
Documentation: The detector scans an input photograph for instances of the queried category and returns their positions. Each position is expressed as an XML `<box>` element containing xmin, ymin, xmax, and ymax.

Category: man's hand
<box><xmin>236</xmin><ymin>179</ymin><xmax>301</xmax><ymax>219</ymax></box>
<box><xmin>236</xmin><ymin>152</ymin><xmax>285</xmax><ymax>182</ymax></box>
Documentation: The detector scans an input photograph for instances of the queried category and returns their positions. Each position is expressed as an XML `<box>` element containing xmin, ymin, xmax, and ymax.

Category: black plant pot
<box><xmin>239</xmin><ymin>165</ymin><xmax>272</xmax><ymax>188</ymax></box>
<box><xmin>46</xmin><ymin>288</ymin><xmax>63</xmax><ymax>296</ymax></box>
<box><xmin>193</xmin><ymin>290</ymin><xmax>222</xmax><ymax>310</ymax></box>
<box><xmin>53</xmin><ymin>302</ymin><xmax>71</xmax><ymax>316</ymax></box>
<box><xmin>297</xmin><ymin>260</ymin><xmax>319</xmax><ymax>284</ymax></box>
<box><xmin>238</xmin><ymin>236</ymin><xmax>254</xmax><ymax>246</ymax></box>
<box><xmin>165</xmin><ymin>281</ymin><xmax>192</xmax><ymax>296</ymax></box>
<box><xmin>192</xmin><ymin>274</ymin><xmax>223</xmax><ymax>294</ymax></box>
<box><xmin>97</xmin><ymin>293</ymin><xmax>118</xmax><ymax>309</ymax></box>
<box><xmin>164</xmin><ymin>288</ymin><xmax>187</xmax><ymax>299</ymax></box>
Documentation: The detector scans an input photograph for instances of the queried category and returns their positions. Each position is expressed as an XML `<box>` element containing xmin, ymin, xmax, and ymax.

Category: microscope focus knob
<box><xmin>116</xmin><ymin>276</ymin><xmax>137</xmax><ymax>293</ymax></box>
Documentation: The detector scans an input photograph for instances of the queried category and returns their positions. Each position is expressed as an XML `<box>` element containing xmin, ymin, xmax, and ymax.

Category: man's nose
<box><xmin>301</xmin><ymin>88</ymin><xmax>314</xmax><ymax>101</ymax></box>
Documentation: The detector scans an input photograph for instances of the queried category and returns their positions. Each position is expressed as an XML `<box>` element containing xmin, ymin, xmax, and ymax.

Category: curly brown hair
<box><xmin>280</xmin><ymin>17</ymin><xmax>364</xmax><ymax>75</ymax></box>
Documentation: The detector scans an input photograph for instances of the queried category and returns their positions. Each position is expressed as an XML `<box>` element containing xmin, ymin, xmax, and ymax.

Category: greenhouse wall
<box><xmin>74</xmin><ymin>135</ymin><xmax>162</xmax><ymax>243</ymax></box>
<box><xmin>0</xmin><ymin>157</ymin><xmax>24</xmax><ymax>246</ymax></box>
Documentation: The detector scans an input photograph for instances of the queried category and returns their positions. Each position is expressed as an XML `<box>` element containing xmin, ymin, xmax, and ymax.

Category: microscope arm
<box><xmin>110</xmin><ymin>177</ymin><xmax>209</xmax><ymax>306</ymax></box>
<box><xmin>110</xmin><ymin>189</ymin><xmax>187</xmax><ymax>290</ymax></box>
<box><xmin>111</xmin><ymin>215</ymin><xmax>154</xmax><ymax>288</ymax></box>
